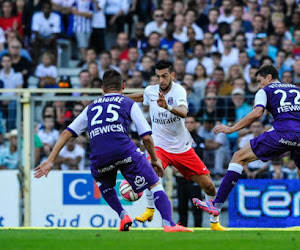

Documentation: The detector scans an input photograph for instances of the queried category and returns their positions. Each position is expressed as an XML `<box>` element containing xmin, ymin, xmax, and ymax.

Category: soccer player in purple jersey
<box><xmin>34</xmin><ymin>69</ymin><xmax>193</xmax><ymax>232</ymax></box>
<box><xmin>193</xmin><ymin>64</ymin><xmax>300</xmax><ymax>216</ymax></box>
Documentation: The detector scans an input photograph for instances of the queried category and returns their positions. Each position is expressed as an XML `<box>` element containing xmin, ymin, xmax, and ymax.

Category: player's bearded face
<box><xmin>159</xmin><ymin>78</ymin><xmax>172</xmax><ymax>91</ymax></box>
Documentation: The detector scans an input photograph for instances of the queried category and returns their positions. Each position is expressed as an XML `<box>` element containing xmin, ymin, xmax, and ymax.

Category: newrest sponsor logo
<box><xmin>63</xmin><ymin>173</ymin><xmax>131</xmax><ymax>205</ymax></box>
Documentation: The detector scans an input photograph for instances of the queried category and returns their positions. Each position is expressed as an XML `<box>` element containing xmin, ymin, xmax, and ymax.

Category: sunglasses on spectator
<box><xmin>155</xmin><ymin>14</ymin><xmax>164</xmax><ymax>18</ymax></box>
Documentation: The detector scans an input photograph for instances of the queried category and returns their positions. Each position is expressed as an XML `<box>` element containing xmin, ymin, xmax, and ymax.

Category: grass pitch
<box><xmin>1</xmin><ymin>228</ymin><xmax>300</xmax><ymax>250</ymax></box>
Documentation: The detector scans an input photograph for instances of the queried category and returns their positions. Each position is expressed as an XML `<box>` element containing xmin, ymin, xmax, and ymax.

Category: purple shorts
<box><xmin>91</xmin><ymin>150</ymin><xmax>159</xmax><ymax>192</ymax></box>
<box><xmin>250</xmin><ymin>130</ymin><xmax>300</xmax><ymax>168</ymax></box>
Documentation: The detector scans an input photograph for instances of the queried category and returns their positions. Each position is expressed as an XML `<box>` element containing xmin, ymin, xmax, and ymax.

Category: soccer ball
<box><xmin>119</xmin><ymin>180</ymin><xmax>143</xmax><ymax>201</ymax></box>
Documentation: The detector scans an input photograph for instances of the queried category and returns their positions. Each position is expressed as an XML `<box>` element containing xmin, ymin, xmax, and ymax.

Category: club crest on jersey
<box><xmin>167</xmin><ymin>97</ymin><xmax>174</xmax><ymax>105</ymax></box>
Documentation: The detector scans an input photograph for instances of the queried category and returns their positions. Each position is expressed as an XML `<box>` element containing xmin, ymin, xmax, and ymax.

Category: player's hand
<box><xmin>213</xmin><ymin>124</ymin><xmax>233</xmax><ymax>134</ymax></box>
<box><xmin>157</xmin><ymin>92</ymin><xmax>167</xmax><ymax>109</ymax></box>
<box><xmin>34</xmin><ymin>159</ymin><xmax>53</xmax><ymax>178</ymax></box>
<box><xmin>151</xmin><ymin>158</ymin><xmax>164</xmax><ymax>177</ymax></box>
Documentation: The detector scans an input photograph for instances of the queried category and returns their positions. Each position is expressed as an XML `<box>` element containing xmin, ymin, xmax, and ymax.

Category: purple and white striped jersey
<box><xmin>67</xmin><ymin>93</ymin><xmax>152</xmax><ymax>169</ymax></box>
<box><xmin>254</xmin><ymin>82</ymin><xmax>300</xmax><ymax>132</ymax></box>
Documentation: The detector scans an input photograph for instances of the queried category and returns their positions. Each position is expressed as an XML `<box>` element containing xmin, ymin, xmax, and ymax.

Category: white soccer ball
<box><xmin>119</xmin><ymin>180</ymin><xmax>143</xmax><ymax>201</ymax></box>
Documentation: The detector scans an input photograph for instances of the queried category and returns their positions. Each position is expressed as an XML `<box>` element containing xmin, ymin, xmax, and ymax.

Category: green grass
<box><xmin>1</xmin><ymin>228</ymin><xmax>300</xmax><ymax>250</ymax></box>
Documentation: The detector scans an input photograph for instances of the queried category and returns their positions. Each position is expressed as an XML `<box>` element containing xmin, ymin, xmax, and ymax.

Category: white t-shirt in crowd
<box><xmin>59</xmin><ymin>143</ymin><xmax>85</xmax><ymax>170</ymax></box>
<box><xmin>92</xmin><ymin>0</ymin><xmax>106</xmax><ymax>29</ymax></box>
<box><xmin>0</xmin><ymin>69</ymin><xmax>23</xmax><ymax>96</ymax></box>
<box><xmin>37</xmin><ymin>129</ymin><xmax>60</xmax><ymax>146</ymax></box>
<box><xmin>143</xmin><ymin>82</ymin><xmax>193</xmax><ymax>154</ymax></box>
<box><xmin>0</xmin><ymin>27</ymin><xmax>5</xmax><ymax>44</ymax></box>
<box><xmin>31</xmin><ymin>12</ymin><xmax>61</xmax><ymax>37</ymax></box>
<box><xmin>35</xmin><ymin>64</ymin><xmax>58</xmax><ymax>78</ymax></box>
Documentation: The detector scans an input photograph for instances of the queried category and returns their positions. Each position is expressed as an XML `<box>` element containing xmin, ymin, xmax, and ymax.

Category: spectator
<box><xmin>6</xmin><ymin>38</ymin><xmax>33</xmax><ymax>88</ymax></box>
<box><xmin>160</xmin><ymin>22</ymin><xmax>177</xmax><ymax>54</ymax></box>
<box><xmin>57</xmin><ymin>139</ymin><xmax>85</xmax><ymax>170</ymax></box>
<box><xmin>245</xmin><ymin>14</ymin><xmax>266</xmax><ymax>49</ymax></box>
<box><xmin>51</xmin><ymin>0</ymin><xmax>73</xmax><ymax>35</ymax></box>
<box><xmin>232</xmin><ymin>5</ymin><xmax>252</xmax><ymax>33</ymax></box>
<box><xmin>139</xmin><ymin>55</ymin><xmax>155</xmax><ymax>83</ymax></box>
<box><xmin>212</xmin><ymin>66</ymin><xmax>232</xmax><ymax>96</ymax></box>
<box><xmin>184</xmin><ymin>27</ymin><xmax>199</xmax><ymax>59</ymax></box>
<box><xmin>0</xmin><ymin>129</ymin><xmax>20</xmax><ymax>170</ymax></box>
<box><xmin>247</xmin><ymin>66</ymin><xmax>259</xmax><ymax>95</ymax></box>
<box><xmin>173</xmin><ymin>58</ymin><xmax>185</xmax><ymax>83</ymax></box>
<box><xmin>220</xmin><ymin>33</ymin><xmax>239</xmax><ymax>74</ymax></box>
<box><xmin>119</xmin><ymin>59</ymin><xmax>130</xmax><ymax>81</ymax></box>
<box><xmin>31</xmin><ymin>1</ymin><xmax>61</xmax><ymax>65</ymax></box>
<box><xmin>274</xmin><ymin>20</ymin><xmax>292</xmax><ymax>48</ymax></box>
<box><xmin>193</xmin><ymin>63</ymin><xmax>209</xmax><ymax>100</ymax></box>
<box><xmin>37</xmin><ymin>116</ymin><xmax>59</xmax><ymax>160</ymax></box>
<box><xmin>116</xmin><ymin>32</ymin><xmax>129</xmax><ymax>60</ymax></box>
<box><xmin>145</xmin><ymin>8</ymin><xmax>167</xmax><ymax>37</ymax></box>
<box><xmin>0</xmin><ymin>0</ymin><xmax>22</xmax><ymax>36</ymax></box>
<box><xmin>89</xmin><ymin>0</ymin><xmax>106</xmax><ymax>54</ymax></box>
<box><xmin>234</xmin><ymin>32</ymin><xmax>247</xmax><ymax>52</ymax></box>
<box><xmin>203</xmin><ymin>7</ymin><xmax>219</xmax><ymax>37</ymax></box>
<box><xmin>243</xmin><ymin>0</ymin><xmax>259</xmax><ymax>22</ymax></box>
<box><xmin>128</xmin><ymin>47</ymin><xmax>140</xmax><ymax>73</ymax></box>
<box><xmin>80</xmin><ymin>47</ymin><xmax>99</xmax><ymax>69</ymax></box>
<box><xmin>145</xmin><ymin>31</ymin><xmax>161</xmax><ymax>56</ymax></box>
<box><xmin>281</xmin><ymin>70</ymin><xmax>293</xmax><ymax>84</ymax></box>
<box><xmin>249</xmin><ymin>38</ymin><xmax>265</xmax><ymax>68</ymax></box>
<box><xmin>186</xmin><ymin>43</ymin><xmax>214</xmax><ymax>75</ymax></box>
<box><xmin>184</xmin><ymin>8</ymin><xmax>204</xmax><ymax>41</ymax></box>
<box><xmin>87</xmin><ymin>61</ymin><xmax>100</xmax><ymax>82</ymax></box>
<box><xmin>35</xmin><ymin>51</ymin><xmax>58</xmax><ymax>88</ymax></box>
<box><xmin>218</xmin><ymin>0</ymin><xmax>234</xmax><ymax>24</ymax></box>
<box><xmin>157</xmin><ymin>48</ymin><xmax>170</xmax><ymax>62</ymax></box>
<box><xmin>0</xmin><ymin>54</ymin><xmax>23</xmax><ymax>130</ymax></box>
<box><xmin>98</xmin><ymin>51</ymin><xmax>119</xmax><ymax>79</ymax></box>
<box><xmin>72</xmin><ymin>0</ymin><xmax>93</xmax><ymax>63</ymax></box>
<box><xmin>171</xmin><ymin>41</ymin><xmax>185</xmax><ymax>62</ymax></box>
<box><xmin>282</xmin><ymin>39</ymin><xmax>295</xmax><ymax>69</ymax></box>
<box><xmin>173</xmin><ymin>14</ymin><xmax>188</xmax><ymax>43</ymax></box>
<box><xmin>198</xmin><ymin>118</ymin><xmax>231</xmax><ymax>177</ymax></box>
<box><xmin>109</xmin><ymin>45</ymin><xmax>121</xmax><ymax>67</ymax></box>
<box><xmin>238</xmin><ymin>50</ymin><xmax>251</xmax><ymax>84</ymax></box>
<box><xmin>161</xmin><ymin>0</ymin><xmax>175</xmax><ymax>22</ymax></box>
<box><xmin>211</xmin><ymin>51</ymin><xmax>222</xmax><ymax>70</ymax></box>
<box><xmin>130</xmin><ymin>70</ymin><xmax>146</xmax><ymax>88</ymax></box>
<box><xmin>202</xmin><ymin>32</ymin><xmax>217</xmax><ymax>56</ymax></box>
<box><xmin>105</xmin><ymin>0</ymin><xmax>130</xmax><ymax>40</ymax></box>
<box><xmin>72</xmin><ymin>70</ymin><xmax>90</xmax><ymax>96</ymax></box>
<box><xmin>181</xmin><ymin>82</ymin><xmax>200</xmax><ymax>115</ymax></box>
<box><xmin>90</xmin><ymin>77</ymin><xmax>102</xmax><ymax>88</ymax></box>
<box><xmin>128</xmin><ymin>21</ymin><xmax>148</xmax><ymax>54</ymax></box>
<box><xmin>274</xmin><ymin>49</ymin><xmax>292</xmax><ymax>80</ymax></box>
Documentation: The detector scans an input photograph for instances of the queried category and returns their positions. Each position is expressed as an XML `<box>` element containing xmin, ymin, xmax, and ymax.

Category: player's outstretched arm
<box><xmin>142</xmin><ymin>134</ymin><xmax>164</xmax><ymax>177</ymax></box>
<box><xmin>34</xmin><ymin>130</ymin><xmax>73</xmax><ymax>178</ymax></box>
<box><xmin>126</xmin><ymin>92</ymin><xmax>144</xmax><ymax>102</ymax></box>
<box><xmin>214</xmin><ymin>106</ymin><xmax>264</xmax><ymax>134</ymax></box>
<box><xmin>157</xmin><ymin>92</ymin><xmax>188</xmax><ymax>118</ymax></box>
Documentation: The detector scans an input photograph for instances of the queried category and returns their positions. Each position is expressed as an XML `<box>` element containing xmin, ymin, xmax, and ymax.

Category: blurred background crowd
<box><xmin>0</xmin><ymin>0</ymin><xmax>300</xmax><ymax>226</ymax></box>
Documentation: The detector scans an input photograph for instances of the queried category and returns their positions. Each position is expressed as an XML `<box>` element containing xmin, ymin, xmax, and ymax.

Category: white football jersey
<box><xmin>143</xmin><ymin>82</ymin><xmax>193</xmax><ymax>153</ymax></box>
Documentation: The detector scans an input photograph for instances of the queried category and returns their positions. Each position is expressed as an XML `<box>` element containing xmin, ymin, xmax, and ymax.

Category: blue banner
<box><xmin>228</xmin><ymin>179</ymin><xmax>300</xmax><ymax>228</ymax></box>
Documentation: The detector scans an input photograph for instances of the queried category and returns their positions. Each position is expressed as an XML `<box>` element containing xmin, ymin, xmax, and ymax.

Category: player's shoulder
<box><xmin>171</xmin><ymin>82</ymin><xmax>187</xmax><ymax>94</ymax></box>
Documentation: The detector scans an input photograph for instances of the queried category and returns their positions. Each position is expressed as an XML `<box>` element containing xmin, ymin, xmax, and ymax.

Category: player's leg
<box><xmin>93</xmin><ymin>170</ymin><xmax>132</xmax><ymax>231</ymax></box>
<box><xmin>136</xmin><ymin>147</ymin><xmax>171</xmax><ymax>223</ymax></box>
<box><xmin>121</xmin><ymin>151</ymin><xmax>193</xmax><ymax>232</ymax></box>
<box><xmin>148</xmin><ymin>182</ymin><xmax>193</xmax><ymax>232</ymax></box>
<box><xmin>170</xmin><ymin>148</ymin><xmax>227</xmax><ymax>230</ymax></box>
<box><xmin>193</xmin><ymin>142</ymin><xmax>258</xmax><ymax>215</ymax></box>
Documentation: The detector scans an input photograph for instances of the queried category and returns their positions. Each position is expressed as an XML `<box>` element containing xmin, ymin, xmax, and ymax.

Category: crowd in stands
<box><xmin>0</xmin><ymin>0</ymin><xmax>300</xmax><ymax>189</ymax></box>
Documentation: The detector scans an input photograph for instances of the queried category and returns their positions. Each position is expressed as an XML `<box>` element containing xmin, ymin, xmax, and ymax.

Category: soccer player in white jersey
<box><xmin>128</xmin><ymin>60</ymin><xmax>227</xmax><ymax>230</ymax></box>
